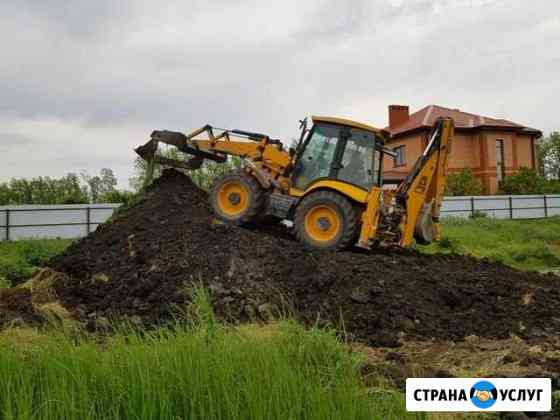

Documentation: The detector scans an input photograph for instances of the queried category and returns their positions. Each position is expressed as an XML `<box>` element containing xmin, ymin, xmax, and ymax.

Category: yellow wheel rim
<box><xmin>216</xmin><ymin>181</ymin><xmax>250</xmax><ymax>216</ymax></box>
<box><xmin>304</xmin><ymin>205</ymin><xmax>341</xmax><ymax>243</ymax></box>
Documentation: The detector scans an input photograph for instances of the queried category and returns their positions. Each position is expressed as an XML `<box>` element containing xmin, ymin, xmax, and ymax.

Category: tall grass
<box><xmin>418</xmin><ymin>216</ymin><xmax>560</xmax><ymax>271</ymax></box>
<box><xmin>0</xmin><ymin>239</ymin><xmax>71</xmax><ymax>286</ymax></box>
<box><xmin>0</xmin><ymin>289</ymin><xmax>419</xmax><ymax>420</ymax></box>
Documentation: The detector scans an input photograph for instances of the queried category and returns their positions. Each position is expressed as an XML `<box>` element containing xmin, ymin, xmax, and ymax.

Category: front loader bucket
<box><xmin>135</xmin><ymin>129</ymin><xmax>226</xmax><ymax>172</ymax></box>
<box><xmin>134</xmin><ymin>138</ymin><xmax>158</xmax><ymax>161</ymax></box>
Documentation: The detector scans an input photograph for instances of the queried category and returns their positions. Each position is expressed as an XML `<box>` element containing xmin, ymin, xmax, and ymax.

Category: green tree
<box><xmin>0</xmin><ymin>184</ymin><xmax>16</xmax><ymax>205</ymax></box>
<box><xmin>99</xmin><ymin>189</ymin><xmax>136</xmax><ymax>205</ymax></box>
<box><xmin>82</xmin><ymin>168</ymin><xmax>118</xmax><ymax>203</ymax></box>
<box><xmin>445</xmin><ymin>169</ymin><xmax>483</xmax><ymax>196</ymax></box>
<box><xmin>0</xmin><ymin>170</ymin><xmax>126</xmax><ymax>205</ymax></box>
<box><xmin>99</xmin><ymin>168</ymin><xmax>117</xmax><ymax>195</ymax></box>
<box><xmin>81</xmin><ymin>172</ymin><xmax>102</xmax><ymax>203</ymax></box>
<box><xmin>2</xmin><ymin>175</ymin><xmax>88</xmax><ymax>205</ymax></box>
<box><xmin>58</xmin><ymin>173</ymin><xmax>89</xmax><ymax>204</ymax></box>
<box><xmin>537</xmin><ymin>132</ymin><xmax>560</xmax><ymax>179</ymax></box>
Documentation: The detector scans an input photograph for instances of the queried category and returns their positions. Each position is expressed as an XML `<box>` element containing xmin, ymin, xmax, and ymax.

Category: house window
<box><xmin>496</xmin><ymin>139</ymin><xmax>505</xmax><ymax>183</ymax></box>
<box><xmin>393</xmin><ymin>145</ymin><xmax>406</xmax><ymax>167</ymax></box>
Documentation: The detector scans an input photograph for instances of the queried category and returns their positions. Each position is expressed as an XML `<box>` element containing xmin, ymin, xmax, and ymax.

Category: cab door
<box><xmin>292</xmin><ymin>123</ymin><xmax>340</xmax><ymax>190</ymax></box>
<box><xmin>336</xmin><ymin>127</ymin><xmax>379</xmax><ymax>190</ymax></box>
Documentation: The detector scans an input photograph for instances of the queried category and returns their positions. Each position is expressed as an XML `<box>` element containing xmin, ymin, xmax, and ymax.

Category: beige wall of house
<box><xmin>384</xmin><ymin>130</ymin><xmax>538</xmax><ymax>194</ymax></box>
<box><xmin>449</xmin><ymin>133</ymin><xmax>481</xmax><ymax>170</ymax></box>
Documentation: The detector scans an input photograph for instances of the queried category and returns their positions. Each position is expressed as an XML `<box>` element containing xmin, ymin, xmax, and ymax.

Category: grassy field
<box><xmin>0</xmin><ymin>239</ymin><xmax>71</xmax><ymax>287</ymax></box>
<box><xmin>0</xmin><ymin>289</ymin><xmax>417</xmax><ymax>420</ymax></box>
<box><xmin>417</xmin><ymin>216</ymin><xmax>560</xmax><ymax>272</ymax></box>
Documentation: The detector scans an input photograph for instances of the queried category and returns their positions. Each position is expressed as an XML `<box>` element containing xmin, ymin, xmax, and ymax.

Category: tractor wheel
<box><xmin>210</xmin><ymin>171</ymin><xmax>264</xmax><ymax>225</ymax></box>
<box><xmin>294</xmin><ymin>191</ymin><xmax>359</xmax><ymax>250</ymax></box>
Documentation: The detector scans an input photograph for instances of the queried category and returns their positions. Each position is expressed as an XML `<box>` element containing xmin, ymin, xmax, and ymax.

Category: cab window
<box><xmin>293</xmin><ymin>124</ymin><xmax>339</xmax><ymax>190</ymax></box>
<box><xmin>337</xmin><ymin>128</ymin><xmax>377</xmax><ymax>190</ymax></box>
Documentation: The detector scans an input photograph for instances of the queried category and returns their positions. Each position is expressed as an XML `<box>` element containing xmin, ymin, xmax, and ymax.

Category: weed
<box><xmin>0</xmin><ymin>303</ymin><xmax>420</xmax><ymax>420</ymax></box>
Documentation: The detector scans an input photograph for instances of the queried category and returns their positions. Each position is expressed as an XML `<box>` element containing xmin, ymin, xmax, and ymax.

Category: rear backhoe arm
<box><xmin>393</xmin><ymin>117</ymin><xmax>454</xmax><ymax>246</ymax></box>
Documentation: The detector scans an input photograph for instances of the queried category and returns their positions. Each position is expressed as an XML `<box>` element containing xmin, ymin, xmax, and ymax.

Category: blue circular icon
<box><xmin>470</xmin><ymin>380</ymin><xmax>498</xmax><ymax>409</ymax></box>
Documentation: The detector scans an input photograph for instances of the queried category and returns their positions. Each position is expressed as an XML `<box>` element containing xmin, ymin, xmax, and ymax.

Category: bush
<box><xmin>99</xmin><ymin>189</ymin><xmax>137</xmax><ymax>205</ymax></box>
<box><xmin>553</xmin><ymin>391</ymin><xmax>560</xmax><ymax>418</ymax></box>
<box><xmin>544</xmin><ymin>179</ymin><xmax>560</xmax><ymax>194</ymax></box>
<box><xmin>500</xmin><ymin>167</ymin><xmax>547</xmax><ymax>194</ymax></box>
<box><xmin>445</xmin><ymin>169</ymin><xmax>483</xmax><ymax>196</ymax></box>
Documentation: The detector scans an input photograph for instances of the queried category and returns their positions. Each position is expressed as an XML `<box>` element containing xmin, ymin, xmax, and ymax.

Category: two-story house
<box><xmin>383</xmin><ymin>105</ymin><xmax>542</xmax><ymax>194</ymax></box>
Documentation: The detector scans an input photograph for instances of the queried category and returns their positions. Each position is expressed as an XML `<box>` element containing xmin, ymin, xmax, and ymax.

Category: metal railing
<box><xmin>0</xmin><ymin>204</ymin><xmax>120</xmax><ymax>241</ymax></box>
<box><xmin>440</xmin><ymin>194</ymin><xmax>560</xmax><ymax>219</ymax></box>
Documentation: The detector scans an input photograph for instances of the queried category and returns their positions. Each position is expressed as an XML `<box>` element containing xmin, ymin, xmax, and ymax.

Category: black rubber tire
<box><xmin>210</xmin><ymin>170</ymin><xmax>264</xmax><ymax>225</ymax></box>
<box><xmin>294</xmin><ymin>190</ymin><xmax>359</xmax><ymax>251</ymax></box>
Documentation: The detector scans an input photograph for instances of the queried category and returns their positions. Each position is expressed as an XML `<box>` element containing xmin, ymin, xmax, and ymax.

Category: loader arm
<box><xmin>135</xmin><ymin>125</ymin><xmax>292</xmax><ymax>189</ymax></box>
<box><xmin>393</xmin><ymin>117</ymin><xmax>454</xmax><ymax>246</ymax></box>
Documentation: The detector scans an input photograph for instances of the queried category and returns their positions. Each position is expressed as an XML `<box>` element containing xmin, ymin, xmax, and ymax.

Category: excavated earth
<box><xmin>2</xmin><ymin>169</ymin><xmax>560</xmax><ymax>350</ymax></box>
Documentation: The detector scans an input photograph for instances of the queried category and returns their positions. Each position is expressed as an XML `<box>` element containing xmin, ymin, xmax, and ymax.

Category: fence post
<box><xmin>86</xmin><ymin>207</ymin><xmax>91</xmax><ymax>234</ymax></box>
<box><xmin>5</xmin><ymin>209</ymin><xmax>10</xmax><ymax>241</ymax></box>
<box><xmin>508</xmin><ymin>196</ymin><xmax>513</xmax><ymax>219</ymax></box>
<box><xmin>470</xmin><ymin>197</ymin><xmax>475</xmax><ymax>217</ymax></box>
<box><xmin>544</xmin><ymin>195</ymin><xmax>548</xmax><ymax>218</ymax></box>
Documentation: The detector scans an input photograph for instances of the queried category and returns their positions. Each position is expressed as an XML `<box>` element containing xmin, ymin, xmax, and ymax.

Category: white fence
<box><xmin>0</xmin><ymin>204</ymin><xmax>121</xmax><ymax>241</ymax></box>
<box><xmin>1</xmin><ymin>195</ymin><xmax>559</xmax><ymax>241</ymax></box>
<box><xmin>441</xmin><ymin>195</ymin><xmax>560</xmax><ymax>219</ymax></box>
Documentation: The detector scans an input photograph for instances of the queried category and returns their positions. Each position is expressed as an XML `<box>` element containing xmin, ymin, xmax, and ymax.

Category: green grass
<box><xmin>0</xmin><ymin>289</ymin><xmax>419</xmax><ymax>420</ymax></box>
<box><xmin>417</xmin><ymin>216</ymin><xmax>560</xmax><ymax>271</ymax></box>
<box><xmin>0</xmin><ymin>239</ymin><xmax>71</xmax><ymax>286</ymax></box>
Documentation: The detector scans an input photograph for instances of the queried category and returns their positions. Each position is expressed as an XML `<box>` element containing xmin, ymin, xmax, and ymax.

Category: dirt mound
<box><xmin>10</xmin><ymin>169</ymin><xmax>560</xmax><ymax>346</ymax></box>
<box><xmin>0</xmin><ymin>288</ymin><xmax>41</xmax><ymax>327</ymax></box>
<box><xmin>0</xmin><ymin>268</ymin><xmax>72</xmax><ymax>328</ymax></box>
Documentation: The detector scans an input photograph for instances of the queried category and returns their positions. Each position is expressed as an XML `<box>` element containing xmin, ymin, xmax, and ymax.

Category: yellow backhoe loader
<box><xmin>135</xmin><ymin>116</ymin><xmax>454</xmax><ymax>250</ymax></box>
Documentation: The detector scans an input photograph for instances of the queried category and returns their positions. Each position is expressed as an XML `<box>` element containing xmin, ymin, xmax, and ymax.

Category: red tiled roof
<box><xmin>388</xmin><ymin>105</ymin><xmax>540</xmax><ymax>137</ymax></box>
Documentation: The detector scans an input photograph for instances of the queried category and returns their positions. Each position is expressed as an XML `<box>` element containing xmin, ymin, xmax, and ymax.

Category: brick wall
<box><xmin>383</xmin><ymin>129</ymin><xmax>538</xmax><ymax>194</ymax></box>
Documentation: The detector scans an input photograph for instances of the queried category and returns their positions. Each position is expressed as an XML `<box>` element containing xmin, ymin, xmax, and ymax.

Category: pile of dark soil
<box><xmin>0</xmin><ymin>288</ymin><xmax>42</xmax><ymax>327</ymax></box>
<box><xmin>9</xmin><ymin>170</ymin><xmax>560</xmax><ymax>346</ymax></box>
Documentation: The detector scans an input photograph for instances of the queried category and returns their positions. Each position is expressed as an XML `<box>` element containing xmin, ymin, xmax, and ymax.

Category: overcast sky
<box><xmin>1</xmin><ymin>0</ymin><xmax>559</xmax><ymax>188</ymax></box>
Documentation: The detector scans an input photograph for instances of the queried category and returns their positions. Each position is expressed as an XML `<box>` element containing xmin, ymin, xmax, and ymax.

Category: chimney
<box><xmin>388</xmin><ymin>105</ymin><xmax>409</xmax><ymax>129</ymax></box>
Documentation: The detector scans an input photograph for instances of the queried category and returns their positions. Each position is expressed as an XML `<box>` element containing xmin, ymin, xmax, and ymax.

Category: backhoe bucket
<box><xmin>413</xmin><ymin>201</ymin><xmax>436</xmax><ymax>244</ymax></box>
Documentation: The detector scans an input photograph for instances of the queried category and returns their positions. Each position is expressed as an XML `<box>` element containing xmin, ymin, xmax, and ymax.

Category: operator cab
<box><xmin>292</xmin><ymin>116</ymin><xmax>389</xmax><ymax>191</ymax></box>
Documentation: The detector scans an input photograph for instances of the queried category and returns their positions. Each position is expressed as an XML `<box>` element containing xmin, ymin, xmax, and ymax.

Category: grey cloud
<box><xmin>0</xmin><ymin>0</ymin><xmax>559</xmax><ymax>187</ymax></box>
<box><xmin>2</xmin><ymin>0</ymin><xmax>130</xmax><ymax>38</ymax></box>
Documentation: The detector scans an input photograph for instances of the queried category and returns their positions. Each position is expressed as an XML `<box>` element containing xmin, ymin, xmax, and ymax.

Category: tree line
<box><xmin>0</xmin><ymin>169</ymin><xmax>133</xmax><ymax>205</ymax></box>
